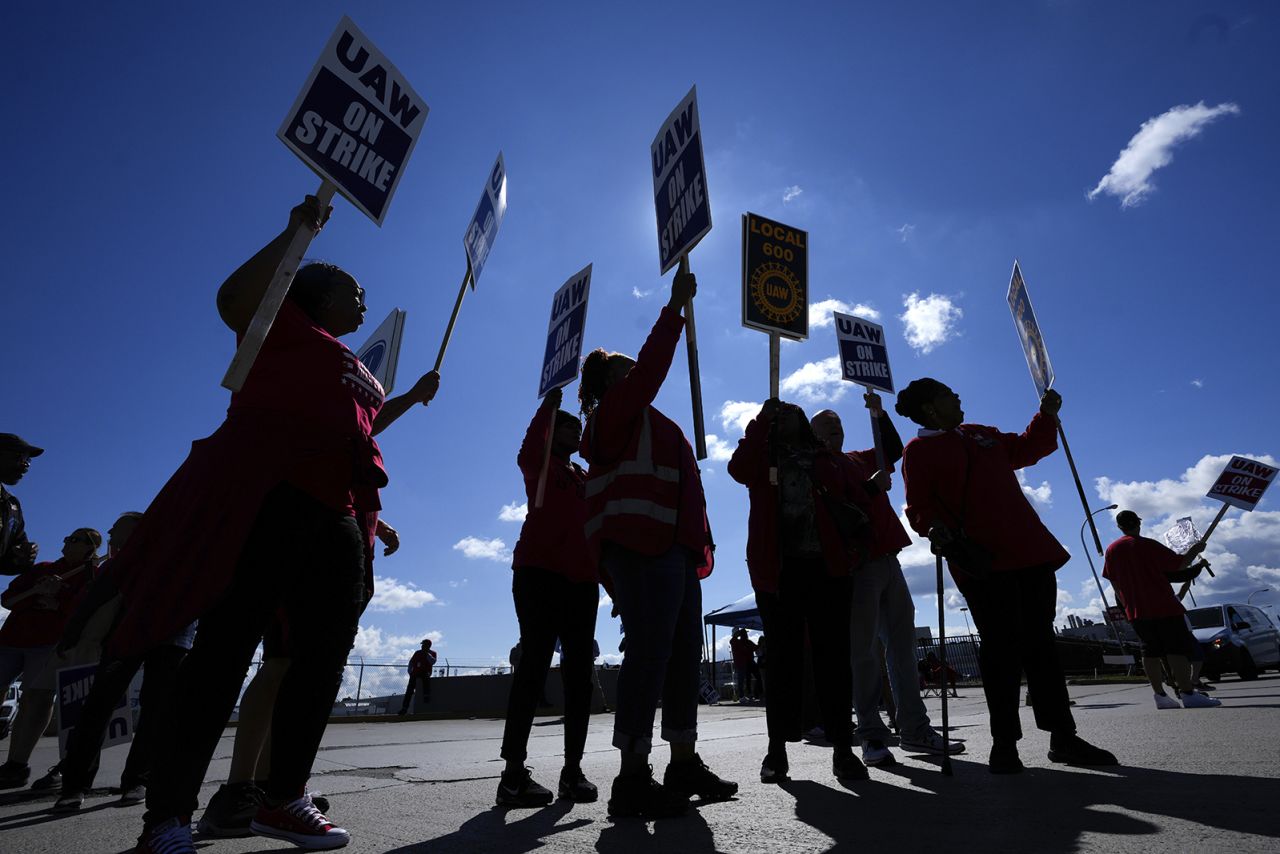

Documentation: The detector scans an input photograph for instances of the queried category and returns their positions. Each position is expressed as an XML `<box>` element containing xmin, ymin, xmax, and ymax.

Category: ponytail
<box><xmin>579</xmin><ymin>348</ymin><xmax>612</xmax><ymax>418</ymax></box>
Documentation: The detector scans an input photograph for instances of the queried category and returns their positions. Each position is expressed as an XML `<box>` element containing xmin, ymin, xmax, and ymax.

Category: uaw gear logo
<box><xmin>742</xmin><ymin>212</ymin><xmax>809</xmax><ymax>340</ymax></box>
<box><xmin>749</xmin><ymin>262</ymin><xmax>803</xmax><ymax>325</ymax></box>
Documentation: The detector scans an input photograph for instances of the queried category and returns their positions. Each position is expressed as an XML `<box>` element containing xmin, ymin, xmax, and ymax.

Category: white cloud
<box><xmin>1094</xmin><ymin>453</ymin><xmax>1280</xmax><ymax>602</ymax></box>
<box><xmin>899</xmin><ymin>292</ymin><xmax>963</xmax><ymax>354</ymax></box>
<box><xmin>599</xmin><ymin>594</ymin><xmax>612</xmax><ymax>610</ymax></box>
<box><xmin>780</xmin><ymin>356</ymin><xmax>849</xmax><ymax>405</ymax></box>
<box><xmin>1087</xmin><ymin>101</ymin><xmax>1240</xmax><ymax>208</ymax></box>
<box><xmin>1017</xmin><ymin>470</ymin><xmax>1053</xmax><ymax>507</ymax></box>
<box><xmin>705</xmin><ymin>433</ymin><xmax>735</xmax><ymax>463</ymax></box>
<box><xmin>809</xmin><ymin>298</ymin><xmax>881</xmax><ymax>329</ymax></box>
<box><xmin>896</xmin><ymin>224</ymin><xmax>916</xmax><ymax>243</ymax></box>
<box><xmin>1191</xmin><ymin>379</ymin><xmax>1204</xmax><ymax>389</ymax></box>
<box><xmin>367</xmin><ymin>576</ymin><xmax>439</xmax><ymax>612</ymax></box>
<box><xmin>452</xmin><ymin>536</ymin><xmax>512</xmax><ymax>562</ymax></box>
<box><xmin>719</xmin><ymin>400</ymin><xmax>763</xmax><ymax>435</ymax></box>
<box><xmin>783</xmin><ymin>185</ymin><xmax>803</xmax><ymax>203</ymax></box>
<box><xmin>631</xmin><ymin>287</ymin><xmax>653</xmax><ymax>300</ymax></box>
<box><xmin>498</xmin><ymin>501</ymin><xmax>528</xmax><ymax>522</ymax></box>
<box><xmin>448</xmin><ymin>578</ymin><xmax>468</xmax><ymax>589</ymax></box>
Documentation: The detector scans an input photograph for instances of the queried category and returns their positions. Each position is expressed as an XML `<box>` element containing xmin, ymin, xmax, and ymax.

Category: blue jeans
<box><xmin>605</xmin><ymin>543</ymin><xmax>701</xmax><ymax>754</ymax></box>
<box><xmin>850</xmin><ymin>554</ymin><xmax>932</xmax><ymax>743</ymax></box>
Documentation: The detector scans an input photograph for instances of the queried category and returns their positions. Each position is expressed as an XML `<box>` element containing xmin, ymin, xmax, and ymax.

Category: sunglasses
<box><xmin>64</xmin><ymin>535</ymin><xmax>91</xmax><ymax>545</ymax></box>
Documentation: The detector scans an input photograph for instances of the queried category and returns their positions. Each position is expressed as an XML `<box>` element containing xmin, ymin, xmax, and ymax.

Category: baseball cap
<box><xmin>0</xmin><ymin>434</ymin><xmax>43</xmax><ymax>457</ymax></box>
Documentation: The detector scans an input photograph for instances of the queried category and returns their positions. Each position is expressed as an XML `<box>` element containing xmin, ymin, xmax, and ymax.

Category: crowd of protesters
<box><xmin>0</xmin><ymin>196</ymin><xmax>1227</xmax><ymax>853</ymax></box>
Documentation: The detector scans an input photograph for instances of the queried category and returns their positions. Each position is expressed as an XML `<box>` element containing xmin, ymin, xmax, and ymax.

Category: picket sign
<box><xmin>434</xmin><ymin>154</ymin><xmax>509</xmax><ymax>373</ymax></box>
<box><xmin>651</xmin><ymin>88</ymin><xmax>711</xmax><ymax>460</ymax></box>
<box><xmin>1006</xmin><ymin>260</ymin><xmax>1102</xmax><ymax>555</ymax></box>
<box><xmin>224</xmin><ymin>17</ymin><xmax>429</xmax><ymax>391</ymax></box>
<box><xmin>355</xmin><ymin>307</ymin><xmax>407</xmax><ymax>395</ymax></box>
<box><xmin>534</xmin><ymin>264</ymin><xmax>593</xmax><ymax>508</ymax></box>
<box><xmin>57</xmin><ymin>664</ymin><xmax>136</xmax><ymax>758</ymax></box>
<box><xmin>834</xmin><ymin>311</ymin><xmax>894</xmax><ymax>471</ymax></box>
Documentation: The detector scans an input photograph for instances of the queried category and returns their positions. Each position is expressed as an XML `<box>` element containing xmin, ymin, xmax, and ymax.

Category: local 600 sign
<box><xmin>278</xmin><ymin>17</ymin><xmax>429</xmax><ymax>225</ymax></box>
<box><xmin>651</xmin><ymin>87</ymin><xmax>711</xmax><ymax>274</ymax></box>
<box><xmin>742</xmin><ymin>212</ymin><xmax>808</xmax><ymax>340</ymax></box>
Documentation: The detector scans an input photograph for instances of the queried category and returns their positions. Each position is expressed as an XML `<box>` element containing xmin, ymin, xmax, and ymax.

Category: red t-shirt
<box><xmin>843</xmin><ymin>450</ymin><xmax>912</xmax><ymax>559</ymax></box>
<box><xmin>231</xmin><ymin>299</ymin><xmax>387</xmax><ymax>514</ymax></box>
<box><xmin>0</xmin><ymin>559</ymin><xmax>95</xmax><ymax>648</ymax></box>
<box><xmin>1102</xmin><ymin>535</ymin><xmax>1185</xmax><ymax>621</ymax></box>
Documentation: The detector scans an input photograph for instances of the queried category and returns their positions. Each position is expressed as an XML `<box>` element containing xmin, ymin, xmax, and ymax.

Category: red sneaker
<box><xmin>250</xmin><ymin>795</ymin><xmax>350</xmax><ymax>849</ymax></box>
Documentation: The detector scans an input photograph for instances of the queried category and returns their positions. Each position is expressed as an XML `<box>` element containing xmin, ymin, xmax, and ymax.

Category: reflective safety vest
<box><xmin>584</xmin><ymin>407</ymin><xmax>684</xmax><ymax>559</ymax></box>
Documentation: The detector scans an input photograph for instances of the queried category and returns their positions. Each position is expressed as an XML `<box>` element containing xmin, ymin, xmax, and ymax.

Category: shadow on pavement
<box><xmin>778</xmin><ymin>758</ymin><xmax>1278</xmax><ymax>852</ymax></box>
<box><xmin>384</xmin><ymin>800</ymin><xmax>590</xmax><ymax>853</ymax></box>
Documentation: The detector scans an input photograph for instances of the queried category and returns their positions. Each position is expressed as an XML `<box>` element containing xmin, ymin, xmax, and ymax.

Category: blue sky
<box><xmin>4</xmin><ymin>2</ymin><xmax>1278</xmax><ymax>694</ymax></box>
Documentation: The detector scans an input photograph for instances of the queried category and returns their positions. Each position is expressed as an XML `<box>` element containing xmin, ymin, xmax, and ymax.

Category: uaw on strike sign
<box><xmin>278</xmin><ymin>17</ymin><xmax>428</xmax><ymax>225</ymax></box>
<box><xmin>539</xmin><ymin>264</ymin><xmax>592</xmax><ymax>397</ymax></box>
<box><xmin>1007</xmin><ymin>260</ymin><xmax>1054</xmax><ymax>399</ymax></box>
<box><xmin>464</xmin><ymin>153</ymin><xmax>508</xmax><ymax>288</ymax></box>
<box><xmin>1207</xmin><ymin>456</ymin><xmax>1277</xmax><ymax>512</ymax></box>
<box><xmin>652</xmin><ymin>87</ymin><xmax>711</xmax><ymax>274</ymax></box>
<box><xmin>742</xmin><ymin>213</ymin><xmax>808</xmax><ymax>340</ymax></box>
<box><xmin>834</xmin><ymin>312</ymin><xmax>894</xmax><ymax>393</ymax></box>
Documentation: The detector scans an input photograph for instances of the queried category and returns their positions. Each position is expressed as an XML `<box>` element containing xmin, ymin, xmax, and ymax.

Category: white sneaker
<box><xmin>1153</xmin><ymin>692</ymin><xmax>1181</xmax><ymax>710</ymax></box>
<box><xmin>861</xmin><ymin>739</ymin><xmax>896</xmax><ymax>767</ymax></box>
<box><xmin>900</xmin><ymin>729</ymin><xmax>965</xmax><ymax>755</ymax></box>
<box><xmin>1182</xmin><ymin>691</ymin><xmax>1221</xmax><ymax>709</ymax></box>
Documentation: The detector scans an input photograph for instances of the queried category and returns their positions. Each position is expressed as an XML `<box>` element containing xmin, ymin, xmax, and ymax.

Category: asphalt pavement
<box><xmin>1</xmin><ymin>674</ymin><xmax>1276</xmax><ymax>853</ymax></box>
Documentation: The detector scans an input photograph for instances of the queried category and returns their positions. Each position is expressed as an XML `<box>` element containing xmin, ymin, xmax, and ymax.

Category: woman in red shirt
<box><xmin>728</xmin><ymin>398</ymin><xmax>878</xmax><ymax>784</ymax></box>
<box><xmin>896</xmin><ymin>378</ymin><xmax>1116</xmax><ymax>774</ymax></box>
<box><xmin>577</xmin><ymin>270</ymin><xmax>736</xmax><ymax>819</ymax></box>
<box><xmin>0</xmin><ymin>527</ymin><xmax>101</xmax><ymax>788</ymax></box>
<box><xmin>120</xmin><ymin>196</ymin><xmax>441</xmax><ymax>854</ymax></box>
<box><xmin>496</xmin><ymin>386</ymin><xmax>600</xmax><ymax>807</ymax></box>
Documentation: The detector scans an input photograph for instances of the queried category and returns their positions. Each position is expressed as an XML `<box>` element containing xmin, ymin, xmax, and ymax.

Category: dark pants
<box><xmin>756</xmin><ymin>557</ymin><xmax>854</xmax><ymax>749</ymax></box>
<box><xmin>144</xmin><ymin>484</ymin><xmax>365</xmax><ymax>826</ymax></box>
<box><xmin>60</xmin><ymin>645</ymin><xmax>187</xmax><ymax>793</ymax></box>
<box><xmin>734</xmin><ymin>665</ymin><xmax>755</xmax><ymax>700</ymax></box>
<box><xmin>400</xmin><ymin>674</ymin><xmax>431</xmax><ymax>712</ymax></box>
<box><xmin>500</xmin><ymin>567</ymin><xmax>598</xmax><ymax>764</ymax></box>
<box><xmin>958</xmin><ymin>564</ymin><xmax>1075</xmax><ymax>741</ymax></box>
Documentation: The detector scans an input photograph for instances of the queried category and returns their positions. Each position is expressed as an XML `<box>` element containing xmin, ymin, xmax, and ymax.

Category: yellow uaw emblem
<box><xmin>749</xmin><ymin>262</ymin><xmax>803</xmax><ymax>324</ymax></box>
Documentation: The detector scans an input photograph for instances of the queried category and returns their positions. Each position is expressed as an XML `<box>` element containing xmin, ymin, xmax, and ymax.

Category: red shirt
<box><xmin>902</xmin><ymin>413</ymin><xmax>1068</xmax><ymax>575</ymax></box>
<box><xmin>108</xmin><ymin>299</ymin><xmax>386</xmax><ymax>657</ymax></box>
<box><xmin>727</xmin><ymin>408</ymin><xmax>875</xmax><ymax>593</ymax></box>
<box><xmin>408</xmin><ymin>648</ymin><xmax>437</xmax><ymax>676</ymax></box>
<box><xmin>232</xmin><ymin>299</ymin><xmax>387</xmax><ymax>514</ymax></box>
<box><xmin>729</xmin><ymin>635</ymin><xmax>757</xmax><ymax>667</ymax></box>
<box><xmin>0</xmin><ymin>559</ymin><xmax>95</xmax><ymax>648</ymax></box>
<box><xmin>511</xmin><ymin>405</ymin><xmax>596</xmax><ymax>583</ymax></box>
<box><xmin>581</xmin><ymin>307</ymin><xmax>713</xmax><ymax>576</ymax></box>
<box><xmin>842</xmin><ymin>450</ymin><xmax>912</xmax><ymax>559</ymax></box>
<box><xmin>1103</xmin><ymin>535</ymin><xmax>1185</xmax><ymax>621</ymax></box>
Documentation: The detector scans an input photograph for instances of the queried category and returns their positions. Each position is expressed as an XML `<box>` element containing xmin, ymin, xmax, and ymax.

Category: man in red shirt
<box><xmin>1103</xmin><ymin>511</ymin><xmax>1219</xmax><ymax>709</ymax></box>
<box><xmin>398</xmin><ymin>639</ymin><xmax>438</xmax><ymax>715</ymax></box>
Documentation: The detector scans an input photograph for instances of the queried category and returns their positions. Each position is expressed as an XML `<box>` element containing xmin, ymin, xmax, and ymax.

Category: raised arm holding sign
<box><xmin>1006</xmin><ymin>260</ymin><xmax>1103</xmax><ymax>555</ymax></box>
<box><xmin>222</xmin><ymin>16</ymin><xmax>428</xmax><ymax>392</ymax></box>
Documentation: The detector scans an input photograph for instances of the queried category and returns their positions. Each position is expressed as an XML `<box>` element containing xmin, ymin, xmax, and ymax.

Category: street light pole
<box><xmin>1081</xmin><ymin>503</ymin><xmax>1123</xmax><ymax>647</ymax></box>
<box><xmin>1247</xmin><ymin>587</ymin><xmax>1275</xmax><ymax>605</ymax></box>
<box><xmin>960</xmin><ymin>607</ymin><xmax>973</xmax><ymax>636</ymax></box>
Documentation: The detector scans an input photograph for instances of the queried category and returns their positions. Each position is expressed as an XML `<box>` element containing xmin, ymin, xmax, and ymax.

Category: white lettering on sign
<box><xmin>333</xmin><ymin>29</ymin><xmax>424</xmax><ymax>129</ymax></box>
<box><xmin>834</xmin><ymin>311</ymin><xmax>894</xmax><ymax>394</ymax></box>
<box><xmin>1207</xmin><ymin>455</ymin><xmax>1277</xmax><ymax>511</ymax></box>
<box><xmin>539</xmin><ymin>264</ymin><xmax>593</xmax><ymax>398</ymax></box>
